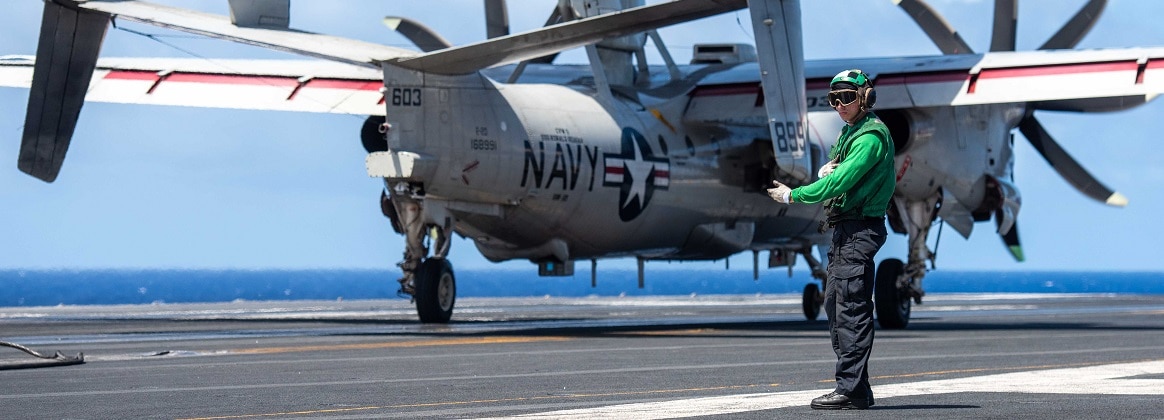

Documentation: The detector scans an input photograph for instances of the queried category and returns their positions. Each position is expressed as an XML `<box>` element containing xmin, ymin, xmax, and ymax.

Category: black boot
<box><xmin>810</xmin><ymin>391</ymin><xmax>870</xmax><ymax>410</ymax></box>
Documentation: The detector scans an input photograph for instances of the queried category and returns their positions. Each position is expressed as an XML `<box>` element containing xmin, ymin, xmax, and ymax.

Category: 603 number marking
<box><xmin>391</xmin><ymin>88</ymin><xmax>422</xmax><ymax>106</ymax></box>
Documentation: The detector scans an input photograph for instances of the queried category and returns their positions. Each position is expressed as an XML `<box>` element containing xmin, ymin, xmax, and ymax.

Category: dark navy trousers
<box><xmin>824</xmin><ymin>218</ymin><xmax>887</xmax><ymax>398</ymax></box>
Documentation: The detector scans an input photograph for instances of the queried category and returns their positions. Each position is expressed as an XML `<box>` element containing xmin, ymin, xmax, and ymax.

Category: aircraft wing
<box><xmin>7</xmin><ymin>46</ymin><xmax>1162</xmax><ymax>118</ymax></box>
<box><xmin>801</xmin><ymin>48</ymin><xmax>1164</xmax><ymax>113</ymax></box>
<box><xmin>0</xmin><ymin>55</ymin><xmax>386</xmax><ymax>116</ymax></box>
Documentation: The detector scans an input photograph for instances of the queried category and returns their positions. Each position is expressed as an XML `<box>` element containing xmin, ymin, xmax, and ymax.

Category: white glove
<box><xmin>767</xmin><ymin>180</ymin><xmax>792</xmax><ymax>204</ymax></box>
<box><xmin>817</xmin><ymin>159</ymin><xmax>839</xmax><ymax>178</ymax></box>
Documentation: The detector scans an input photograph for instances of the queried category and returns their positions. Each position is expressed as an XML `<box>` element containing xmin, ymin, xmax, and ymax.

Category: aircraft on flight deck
<box><xmin>3</xmin><ymin>0</ymin><xmax>1162</xmax><ymax>327</ymax></box>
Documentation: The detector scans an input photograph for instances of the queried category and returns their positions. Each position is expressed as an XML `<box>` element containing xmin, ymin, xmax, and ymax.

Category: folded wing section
<box><xmin>748</xmin><ymin>0</ymin><xmax>810</xmax><ymax>183</ymax></box>
<box><xmin>74</xmin><ymin>0</ymin><xmax>415</xmax><ymax>69</ymax></box>
<box><xmin>70</xmin><ymin>0</ymin><xmax>746</xmax><ymax>75</ymax></box>
<box><xmin>389</xmin><ymin>0</ymin><xmax>747</xmax><ymax>74</ymax></box>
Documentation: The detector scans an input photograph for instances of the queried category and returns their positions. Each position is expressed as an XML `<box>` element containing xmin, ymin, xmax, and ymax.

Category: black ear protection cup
<box><xmin>861</xmin><ymin>84</ymin><xmax>877</xmax><ymax>110</ymax></box>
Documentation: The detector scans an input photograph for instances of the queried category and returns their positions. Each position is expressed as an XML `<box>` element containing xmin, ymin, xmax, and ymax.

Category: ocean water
<box><xmin>0</xmin><ymin>269</ymin><xmax>1162</xmax><ymax>307</ymax></box>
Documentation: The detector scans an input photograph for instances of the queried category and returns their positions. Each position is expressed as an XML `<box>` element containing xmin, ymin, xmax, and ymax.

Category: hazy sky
<box><xmin>1</xmin><ymin>0</ymin><xmax>1162</xmax><ymax>273</ymax></box>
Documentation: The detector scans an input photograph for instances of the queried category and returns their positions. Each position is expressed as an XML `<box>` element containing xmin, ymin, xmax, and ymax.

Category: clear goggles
<box><xmin>827</xmin><ymin>89</ymin><xmax>859</xmax><ymax>107</ymax></box>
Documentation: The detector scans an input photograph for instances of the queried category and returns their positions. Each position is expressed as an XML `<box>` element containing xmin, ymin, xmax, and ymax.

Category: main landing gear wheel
<box><xmin>874</xmin><ymin>258</ymin><xmax>910</xmax><ymax>329</ymax></box>
<box><xmin>415</xmin><ymin>258</ymin><xmax>456</xmax><ymax>323</ymax></box>
<box><xmin>802</xmin><ymin>283</ymin><xmax>822</xmax><ymax>321</ymax></box>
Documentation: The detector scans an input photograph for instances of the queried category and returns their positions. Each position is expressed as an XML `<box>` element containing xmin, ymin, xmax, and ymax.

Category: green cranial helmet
<box><xmin>830</xmin><ymin>69</ymin><xmax>870</xmax><ymax>89</ymax></box>
<box><xmin>830</xmin><ymin>69</ymin><xmax>876</xmax><ymax>110</ymax></box>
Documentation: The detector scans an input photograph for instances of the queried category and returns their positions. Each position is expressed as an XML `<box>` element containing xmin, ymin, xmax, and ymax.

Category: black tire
<box><xmin>415</xmin><ymin>258</ymin><xmax>456</xmax><ymax>323</ymax></box>
<box><xmin>802</xmin><ymin>283</ymin><xmax>821</xmax><ymax>321</ymax></box>
<box><xmin>874</xmin><ymin>258</ymin><xmax>910</xmax><ymax>329</ymax></box>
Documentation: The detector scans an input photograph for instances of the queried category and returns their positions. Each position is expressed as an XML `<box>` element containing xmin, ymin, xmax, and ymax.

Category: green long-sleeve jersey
<box><xmin>789</xmin><ymin>113</ymin><xmax>896</xmax><ymax>219</ymax></box>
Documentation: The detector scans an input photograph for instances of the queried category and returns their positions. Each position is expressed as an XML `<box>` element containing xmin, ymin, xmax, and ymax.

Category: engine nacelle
<box><xmin>880</xmin><ymin>104</ymin><xmax>1024</xmax><ymax>212</ymax></box>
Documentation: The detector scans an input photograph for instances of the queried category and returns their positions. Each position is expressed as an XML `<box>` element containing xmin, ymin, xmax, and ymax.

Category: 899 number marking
<box><xmin>772</xmin><ymin>120</ymin><xmax>805</xmax><ymax>153</ymax></box>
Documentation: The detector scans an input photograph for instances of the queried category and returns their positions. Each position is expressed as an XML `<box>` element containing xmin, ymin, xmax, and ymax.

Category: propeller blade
<box><xmin>1039</xmin><ymin>0</ymin><xmax>1107</xmax><ymax>50</ymax></box>
<box><xmin>484</xmin><ymin>0</ymin><xmax>509</xmax><ymax>39</ymax></box>
<box><xmin>1017</xmin><ymin>116</ymin><xmax>1128</xmax><ymax>207</ymax></box>
<box><xmin>382</xmin><ymin>17</ymin><xmax>452</xmax><ymax>52</ymax></box>
<box><xmin>19</xmin><ymin>2</ymin><xmax>110</xmax><ymax>183</ymax></box>
<box><xmin>997</xmin><ymin>217</ymin><xmax>1025</xmax><ymax>262</ymax></box>
<box><xmin>894</xmin><ymin>0</ymin><xmax>975</xmax><ymax>54</ymax></box>
<box><xmin>989</xmin><ymin>0</ymin><xmax>1016</xmax><ymax>52</ymax></box>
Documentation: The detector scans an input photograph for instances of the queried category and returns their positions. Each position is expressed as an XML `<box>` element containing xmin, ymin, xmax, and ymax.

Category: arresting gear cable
<box><xmin>0</xmin><ymin>341</ymin><xmax>84</xmax><ymax>370</ymax></box>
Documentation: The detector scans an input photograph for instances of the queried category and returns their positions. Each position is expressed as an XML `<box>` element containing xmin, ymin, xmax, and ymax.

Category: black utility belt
<box><xmin>820</xmin><ymin>214</ymin><xmax>884</xmax><ymax>232</ymax></box>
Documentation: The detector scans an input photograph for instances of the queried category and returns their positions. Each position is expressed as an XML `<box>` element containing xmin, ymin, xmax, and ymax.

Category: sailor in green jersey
<box><xmin>768</xmin><ymin>69</ymin><xmax>896</xmax><ymax>410</ymax></box>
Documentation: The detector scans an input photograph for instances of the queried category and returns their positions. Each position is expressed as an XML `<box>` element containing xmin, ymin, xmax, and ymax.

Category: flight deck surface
<box><xmin>1</xmin><ymin>293</ymin><xmax>1162</xmax><ymax>419</ymax></box>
